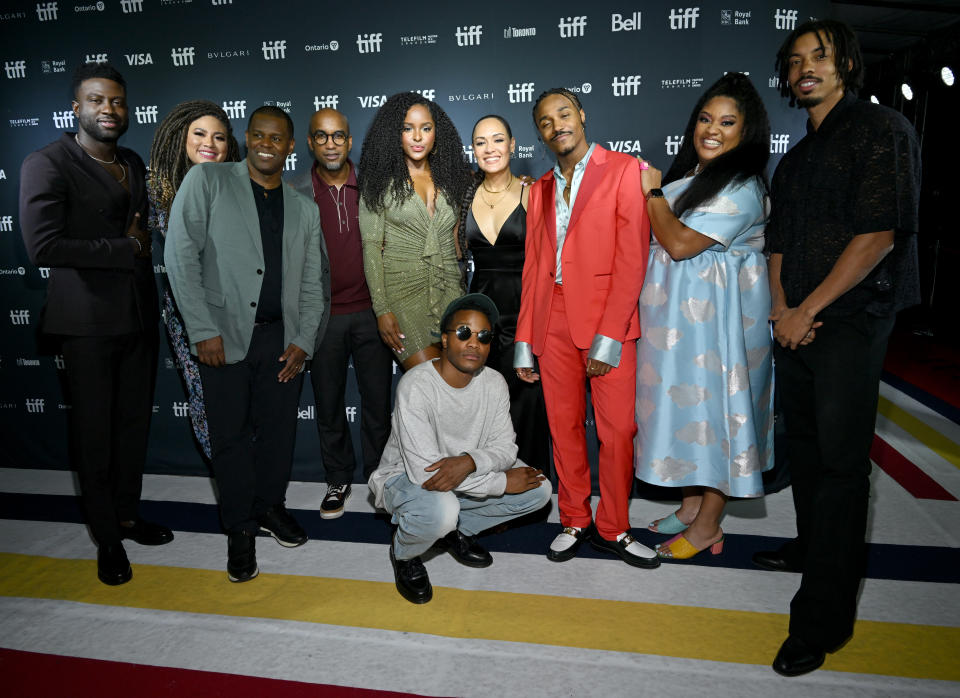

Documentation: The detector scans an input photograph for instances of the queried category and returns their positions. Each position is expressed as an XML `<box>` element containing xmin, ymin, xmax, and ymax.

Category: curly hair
<box><xmin>71</xmin><ymin>62</ymin><xmax>126</xmax><ymax>100</ymax></box>
<box><xmin>358</xmin><ymin>92</ymin><xmax>470</xmax><ymax>213</ymax></box>
<box><xmin>663</xmin><ymin>72</ymin><xmax>771</xmax><ymax>218</ymax></box>
<box><xmin>148</xmin><ymin>100</ymin><xmax>241</xmax><ymax>222</ymax></box>
<box><xmin>775</xmin><ymin>19</ymin><xmax>864</xmax><ymax>108</ymax></box>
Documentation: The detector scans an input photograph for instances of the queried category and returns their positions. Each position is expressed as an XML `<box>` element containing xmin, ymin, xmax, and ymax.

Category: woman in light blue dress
<box><xmin>634</xmin><ymin>73</ymin><xmax>776</xmax><ymax>560</ymax></box>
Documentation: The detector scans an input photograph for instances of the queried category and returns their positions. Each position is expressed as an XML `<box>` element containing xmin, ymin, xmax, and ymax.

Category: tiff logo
<box><xmin>345</xmin><ymin>406</ymin><xmax>357</xmax><ymax>423</ymax></box>
<box><xmin>212</xmin><ymin>0</ymin><xmax>233</xmax><ymax>4</ymax></box>
<box><xmin>261</xmin><ymin>40</ymin><xmax>287</xmax><ymax>60</ymax></box>
<box><xmin>36</xmin><ymin>2</ymin><xmax>58</xmax><ymax>20</ymax></box>
<box><xmin>313</xmin><ymin>95</ymin><xmax>339</xmax><ymax>110</ymax></box>
<box><xmin>285</xmin><ymin>153</ymin><xmax>297</xmax><ymax>171</ymax></box>
<box><xmin>665</xmin><ymin>134</ymin><xmax>684</xmax><ymax>155</ymax></box>
<box><xmin>611</xmin><ymin>12</ymin><xmax>640</xmax><ymax>31</ymax></box>
<box><xmin>612</xmin><ymin>75</ymin><xmax>642</xmax><ymax>96</ymax></box>
<box><xmin>26</xmin><ymin>398</ymin><xmax>45</xmax><ymax>413</ymax></box>
<box><xmin>356</xmin><ymin>33</ymin><xmax>383</xmax><ymax>53</ymax></box>
<box><xmin>507</xmin><ymin>82</ymin><xmax>535</xmax><ymax>103</ymax></box>
<box><xmin>52</xmin><ymin>110</ymin><xmax>74</xmax><ymax>128</ymax></box>
<box><xmin>559</xmin><ymin>16</ymin><xmax>587</xmax><ymax>38</ymax></box>
<box><xmin>0</xmin><ymin>215</ymin><xmax>13</xmax><ymax>231</ymax></box>
<box><xmin>222</xmin><ymin>100</ymin><xmax>246</xmax><ymax>119</ymax></box>
<box><xmin>85</xmin><ymin>54</ymin><xmax>108</xmax><ymax>64</ymax></box>
<box><xmin>135</xmin><ymin>105</ymin><xmax>158</xmax><ymax>124</ymax></box>
<box><xmin>39</xmin><ymin>267</ymin><xmax>50</xmax><ymax>278</ymax></box>
<box><xmin>768</xmin><ymin>76</ymin><xmax>780</xmax><ymax>89</ymax></box>
<box><xmin>10</xmin><ymin>309</ymin><xmax>30</xmax><ymax>325</ymax></box>
<box><xmin>120</xmin><ymin>0</ymin><xmax>143</xmax><ymax>12</ymax></box>
<box><xmin>171</xmin><ymin>47</ymin><xmax>196</xmax><ymax>67</ymax></box>
<box><xmin>172</xmin><ymin>401</ymin><xmax>189</xmax><ymax>417</ymax></box>
<box><xmin>54</xmin><ymin>354</ymin><xmax>65</xmax><ymax>369</ymax></box>
<box><xmin>415</xmin><ymin>89</ymin><xmax>435</xmax><ymax>101</ymax></box>
<box><xmin>455</xmin><ymin>25</ymin><xmax>482</xmax><ymax>46</ymax></box>
<box><xmin>669</xmin><ymin>7</ymin><xmax>700</xmax><ymax>29</ymax></box>
<box><xmin>5</xmin><ymin>61</ymin><xmax>26</xmax><ymax>79</ymax></box>
<box><xmin>770</xmin><ymin>133</ymin><xmax>790</xmax><ymax>154</ymax></box>
<box><xmin>775</xmin><ymin>9</ymin><xmax>798</xmax><ymax>30</ymax></box>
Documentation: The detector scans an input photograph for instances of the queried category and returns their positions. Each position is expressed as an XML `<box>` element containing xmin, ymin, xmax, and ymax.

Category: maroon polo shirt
<box><xmin>311</xmin><ymin>159</ymin><xmax>372</xmax><ymax>315</ymax></box>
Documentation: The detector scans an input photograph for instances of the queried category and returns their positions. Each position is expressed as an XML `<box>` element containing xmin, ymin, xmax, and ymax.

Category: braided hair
<box><xmin>775</xmin><ymin>19</ymin><xmax>864</xmax><ymax>108</ymax></box>
<box><xmin>148</xmin><ymin>100</ymin><xmax>241</xmax><ymax>224</ymax></box>
<box><xmin>358</xmin><ymin>92</ymin><xmax>470</xmax><ymax>213</ymax></box>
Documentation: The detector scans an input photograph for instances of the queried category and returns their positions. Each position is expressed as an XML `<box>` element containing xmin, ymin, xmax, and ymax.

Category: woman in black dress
<box><xmin>457</xmin><ymin>115</ymin><xmax>551</xmax><ymax>472</ymax></box>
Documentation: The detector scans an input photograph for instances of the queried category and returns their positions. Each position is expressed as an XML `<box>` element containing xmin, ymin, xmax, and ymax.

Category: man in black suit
<box><xmin>19</xmin><ymin>62</ymin><xmax>172</xmax><ymax>587</ymax></box>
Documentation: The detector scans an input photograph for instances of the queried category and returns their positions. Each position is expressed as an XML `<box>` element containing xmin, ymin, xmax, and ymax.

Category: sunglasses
<box><xmin>446</xmin><ymin>325</ymin><xmax>494</xmax><ymax>344</ymax></box>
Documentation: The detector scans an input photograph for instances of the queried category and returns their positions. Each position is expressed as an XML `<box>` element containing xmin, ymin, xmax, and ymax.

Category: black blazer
<box><xmin>19</xmin><ymin>133</ymin><xmax>159</xmax><ymax>336</ymax></box>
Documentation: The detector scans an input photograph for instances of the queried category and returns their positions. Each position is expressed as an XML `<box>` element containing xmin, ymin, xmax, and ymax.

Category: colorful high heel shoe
<box><xmin>655</xmin><ymin>533</ymin><xmax>724</xmax><ymax>560</ymax></box>
<box><xmin>647</xmin><ymin>512</ymin><xmax>689</xmax><ymax>535</ymax></box>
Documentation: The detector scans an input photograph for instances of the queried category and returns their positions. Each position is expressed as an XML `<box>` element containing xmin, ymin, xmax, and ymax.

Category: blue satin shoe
<box><xmin>647</xmin><ymin>512</ymin><xmax>688</xmax><ymax>535</ymax></box>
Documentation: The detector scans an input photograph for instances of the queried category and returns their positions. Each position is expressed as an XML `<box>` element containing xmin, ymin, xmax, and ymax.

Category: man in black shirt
<box><xmin>165</xmin><ymin>106</ymin><xmax>329</xmax><ymax>582</ymax></box>
<box><xmin>759</xmin><ymin>20</ymin><xmax>921</xmax><ymax>676</ymax></box>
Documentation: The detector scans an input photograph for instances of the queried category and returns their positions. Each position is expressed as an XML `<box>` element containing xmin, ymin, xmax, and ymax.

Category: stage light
<box><xmin>942</xmin><ymin>67</ymin><xmax>954</xmax><ymax>87</ymax></box>
<box><xmin>901</xmin><ymin>83</ymin><xmax>914</xmax><ymax>100</ymax></box>
<box><xmin>870</xmin><ymin>95</ymin><xmax>879</xmax><ymax>104</ymax></box>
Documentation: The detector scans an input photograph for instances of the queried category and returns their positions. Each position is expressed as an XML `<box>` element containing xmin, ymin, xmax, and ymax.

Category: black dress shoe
<box><xmin>435</xmin><ymin>530</ymin><xmax>492</xmax><ymax>568</ymax></box>
<box><xmin>227</xmin><ymin>531</ymin><xmax>259</xmax><ymax>583</ymax></box>
<box><xmin>752</xmin><ymin>541</ymin><xmax>803</xmax><ymax>573</ymax></box>
<box><xmin>97</xmin><ymin>543</ymin><xmax>132</xmax><ymax>586</ymax></box>
<box><xmin>258</xmin><ymin>505</ymin><xmax>308</xmax><ymax>547</ymax></box>
<box><xmin>773</xmin><ymin>635</ymin><xmax>825</xmax><ymax>677</ymax></box>
<box><xmin>390</xmin><ymin>547</ymin><xmax>432</xmax><ymax>604</ymax></box>
<box><xmin>547</xmin><ymin>524</ymin><xmax>593</xmax><ymax>562</ymax></box>
<box><xmin>120</xmin><ymin>519</ymin><xmax>174</xmax><ymax>546</ymax></box>
<box><xmin>590</xmin><ymin>531</ymin><xmax>660</xmax><ymax>569</ymax></box>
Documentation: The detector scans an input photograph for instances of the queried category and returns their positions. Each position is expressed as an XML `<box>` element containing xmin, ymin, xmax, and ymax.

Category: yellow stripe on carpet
<box><xmin>1</xmin><ymin>553</ymin><xmax>957</xmax><ymax>681</ymax></box>
<box><xmin>878</xmin><ymin>395</ymin><xmax>960</xmax><ymax>469</ymax></box>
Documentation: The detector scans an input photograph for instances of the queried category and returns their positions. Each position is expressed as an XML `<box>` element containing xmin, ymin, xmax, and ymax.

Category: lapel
<box><xmin>230</xmin><ymin>161</ymin><xmax>264</xmax><ymax>259</ymax></box>
<box><xmin>567</xmin><ymin>145</ymin><xmax>605</xmax><ymax>233</ymax></box>
<box><xmin>538</xmin><ymin>171</ymin><xmax>557</xmax><ymax>251</ymax></box>
<box><xmin>62</xmin><ymin>134</ymin><xmax>130</xmax><ymax>217</ymax></box>
<box><xmin>281</xmin><ymin>184</ymin><xmax>301</xmax><ymax>278</ymax></box>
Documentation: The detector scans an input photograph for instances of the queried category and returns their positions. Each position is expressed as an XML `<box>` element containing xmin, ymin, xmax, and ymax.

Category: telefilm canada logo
<box><xmin>400</xmin><ymin>34</ymin><xmax>437</xmax><ymax>46</ymax></box>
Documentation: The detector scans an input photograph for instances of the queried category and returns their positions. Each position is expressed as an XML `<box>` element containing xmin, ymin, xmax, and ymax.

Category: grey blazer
<box><xmin>164</xmin><ymin>160</ymin><xmax>329</xmax><ymax>364</ymax></box>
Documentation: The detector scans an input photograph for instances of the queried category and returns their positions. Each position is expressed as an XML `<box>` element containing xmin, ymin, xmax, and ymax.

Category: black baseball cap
<box><xmin>440</xmin><ymin>293</ymin><xmax>500</xmax><ymax>331</ymax></box>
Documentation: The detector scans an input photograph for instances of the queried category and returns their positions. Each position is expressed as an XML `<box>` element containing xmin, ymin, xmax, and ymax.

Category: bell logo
<box><xmin>52</xmin><ymin>111</ymin><xmax>74</xmax><ymax>128</ymax></box>
<box><xmin>558</xmin><ymin>16</ymin><xmax>587</xmax><ymax>38</ymax></box>
<box><xmin>36</xmin><ymin>2</ymin><xmax>58</xmax><ymax>21</ymax></box>
<box><xmin>171</xmin><ymin>401</ymin><xmax>189</xmax><ymax>417</ymax></box>
<box><xmin>770</xmin><ymin>133</ymin><xmax>790</xmax><ymax>154</ymax></box>
<box><xmin>120</xmin><ymin>0</ymin><xmax>143</xmax><ymax>12</ymax></box>
<box><xmin>171</xmin><ymin>47</ymin><xmax>196</xmax><ymax>67</ymax></box>
<box><xmin>356</xmin><ymin>33</ymin><xmax>383</xmax><ymax>54</ymax></box>
<box><xmin>668</xmin><ymin>7</ymin><xmax>700</xmax><ymax>29</ymax></box>
<box><xmin>774</xmin><ymin>9</ymin><xmax>798</xmax><ymax>30</ymax></box>
<box><xmin>507</xmin><ymin>82</ymin><xmax>535</xmax><ymax>103</ymax></box>
<box><xmin>455</xmin><ymin>25</ymin><xmax>482</xmax><ymax>46</ymax></box>
<box><xmin>298</xmin><ymin>405</ymin><xmax>315</xmax><ymax>420</ymax></box>
<box><xmin>262</xmin><ymin>40</ymin><xmax>287</xmax><ymax>60</ymax></box>
<box><xmin>665</xmin><ymin>134</ymin><xmax>684</xmax><ymax>155</ymax></box>
<box><xmin>1</xmin><ymin>215</ymin><xmax>13</xmax><ymax>231</ymax></box>
<box><xmin>26</xmin><ymin>398</ymin><xmax>45</xmax><ymax>413</ymax></box>
<box><xmin>85</xmin><ymin>54</ymin><xmax>108</xmax><ymax>64</ymax></box>
<box><xmin>222</xmin><ymin>100</ymin><xmax>246</xmax><ymax>119</ymax></box>
<box><xmin>611</xmin><ymin>12</ymin><xmax>641</xmax><ymax>31</ymax></box>
<box><xmin>135</xmin><ymin>105</ymin><xmax>158</xmax><ymax>124</ymax></box>
<box><xmin>612</xmin><ymin>75</ymin><xmax>642</xmax><ymax>97</ymax></box>
<box><xmin>313</xmin><ymin>95</ymin><xmax>339</xmax><ymax>110</ymax></box>
<box><xmin>125</xmin><ymin>53</ymin><xmax>153</xmax><ymax>66</ymax></box>
<box><xmin>10</xmin><ymin>309</ymin><xmax>30</xmax><ymax>325</ymax></box>
<box><xmin>5</xmin><ymin>60</ymin><xmax>27</xmax><ymax>78</ymax></box>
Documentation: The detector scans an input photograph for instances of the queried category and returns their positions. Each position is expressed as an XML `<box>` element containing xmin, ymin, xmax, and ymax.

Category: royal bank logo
<box><xmin>125</xmin><ymin>53</ymin><xmax>153</xmax><ymax>66</ymax></box>
<box><xmin>222</xmin><ymin>100</ymin><xmax>246</xmax><ymax>119</ymax></box>
<box><xmin>721</xmin><ymin>9</ymin><xmax>751</xmax><ymax>26</ymax></box>
<box><xmin>455</xmin><ymin>25</ymin><xmax>482</xmax><ymax>46</ymax></box>
<box><xmin>52</xmin><ymin>110</ymin><xmax>74</xmax><ymax>128</ymax></box>
<box><xmin>285</xmin><ymin>153</ymin><xmax>297</xmax><ymax>171</ymax></box>
<box><xmin>400</xmin><ymin>34</ymin><xmax>437</xmax><ymax>46</ymax></box>
<box><xmin>305</xmin><ymin>41</ymin><xmax>339</xmax><ymax>52</ymax></box>
<box><xmin>120</xmin><ymin>0</ymin><xmax>143</xmax><ymax>12</ymax></box>
<box><xmin>36</xmin><ymin>2</ymin><xmax>58</xmax><ymax>21</ymax></box>
<box><xmin>611</xmin><ymin>12</ymin><xmax>640</xmax><ymax>31</ymax></box>
<box><xmin>607</xmin><ymin>139</ymin><xmax>643</xmax><ymax>153</ymax></box>
<box><xmin>559</xmin><ymin>16</ymin><xmax>587</xmax><ymax>38</ymax></box>
<box><xmin>264</xmin><ymin>99</ymin><xmax>292</xmax><ymax>112</ymax></box>
<box><xmin>507</xmin><ymin>82</ymin><xmax>535</xmax><ymax>103</ymax></box>
<box><xmin>1</xmin><ymin>216</ymin><xmax>14</xmax><ymax>231</ymax></box>
<box><xmin>356</xmin><ymin>33</ymin><xmax>383</xmax><ymax>54</ymax></box>
<box><xmin>503</xmin><ymin>25</ymin><xmax>536</xmax><ymax>39</ymax></box>
<box><xmin>661</xmin><ymin>77</ymin><xmax>704</xmax><ymax>89</ymax></box>
<box><xmin>171</xmin><ymin>401</ymin><xmax>189</xmax><ymax>417</ymax></box>
<box><xmin>261</xmin><ymin>40</ymin><xmax>287</xmax><ymax>60</ymax></box>
<box><xmin>665</xmin><ymin>134</ymin><xmax>684</xmax><ymax>155</ymax></box>
<box><xmin>774</xmin><ymin>8</ymin><xmax>798</xmax><ymax>30</ymax></box>
<box><xmin>770</xmin><ymin>133</ymin><xmax>790</xmax><ymax>154</ymax></box>
<box><xmin>669</xmin><ymin>7</ymin><xmax>700</xmax><ymax>29</ymax></box>
<box><xmin>25</xmin><ymin>398</ymin><xmax>45</xmax><ymax>413</ymax></box>
<box><xmin>357</xmin><ymin>95</ymin><xmax>386</xmax><ymax>108</ymax></box>
<box><xmin>612</xmin><ymin>75</ymin><xmax>642</xmax><ymax>96</ymax></box>
<box><xmin>85</xmin><ymin>53</ymin><xmax>108</xmax><ymax>64</ymax></box>
<box><xmin>9</xmin><ymin>117</ymin><xmax>40</xmax><ymax>127</ymax></box>
<box><xmin>4</xmin><ymin>61</ymin><xmax>26</xmax><ymax>79</ymax></box>
<box><xmin>313</xmin><ymin>95</ymin><xmax>339</xmax><ymax>110</ymax></box>
<box><xmin>171</xmin><ymin>47</ymin><xmax>196</xmax><ymax>67</ymax></box>
<box><xmin>135</xmin><ymin>105</ymin><xmax>158</xmax><ymax>124</ymax></box>
<box><xmin>10</xmin><ymin>309</ymin><xmax>30</xmax><ymax>325</ymax></box>
<box><xmin>41</xmin><ymin>59</ymin><xmax>67</xmax><ymax>73</ymax></box>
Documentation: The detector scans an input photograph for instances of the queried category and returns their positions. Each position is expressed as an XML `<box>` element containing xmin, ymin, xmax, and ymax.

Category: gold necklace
<box><xmin>478</xmin><ymin>175</ymin><xmax>513</xmax><ymax>209</ymax></box>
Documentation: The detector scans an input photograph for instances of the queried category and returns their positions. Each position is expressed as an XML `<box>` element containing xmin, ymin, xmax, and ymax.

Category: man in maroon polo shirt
<box><xmin>289</xmin><ymin>108</ymin><xmax>393</xmax><ymax>518</ymax></box>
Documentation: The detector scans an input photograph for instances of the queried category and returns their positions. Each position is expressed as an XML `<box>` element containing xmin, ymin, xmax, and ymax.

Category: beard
<box><xmin>77</xmin><ymin>111</ymin><xmax>128</xmax><ymax>143</ymax></box>
<box><xmin>796</xmin><ymin>94</ymin><xmax>825</xmax><ymax>109</ymax></box>
<box><xmin>321</xmin><ymin>159</ymin><xmax>347</xmax><ymax>172</ymax></box>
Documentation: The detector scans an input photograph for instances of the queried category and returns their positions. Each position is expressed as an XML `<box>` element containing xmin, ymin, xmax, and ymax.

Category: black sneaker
<box><xmin>320</xmin><ymin>484</ymin><xmax>351</xmax><ymax>520</ymax></box>
<box><xmin>390</xmin><ymin>546</ymin><xmax>432</xmax><ymax>604</ymax></box>
<box><xmin>227</xmin><ymin>531</ymin><xmax>258</xmax><ymax>583</ymax></box>
<box><xmin>258</xmin><ymin>505</ymin><xmax>308</xmax><ymax>547</ymax></box>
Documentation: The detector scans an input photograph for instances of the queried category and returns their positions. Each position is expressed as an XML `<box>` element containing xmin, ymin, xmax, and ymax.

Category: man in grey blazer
<box><xmin>165</xmin><ymin>105</ymin><xmax>329</xmax><ymax>582</ymax></box>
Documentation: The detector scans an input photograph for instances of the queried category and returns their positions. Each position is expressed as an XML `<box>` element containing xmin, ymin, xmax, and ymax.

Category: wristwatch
<box><xmin>645</xmin><ymin>188</ymin><xmax>664</xmax><ymax>202</ymax></box>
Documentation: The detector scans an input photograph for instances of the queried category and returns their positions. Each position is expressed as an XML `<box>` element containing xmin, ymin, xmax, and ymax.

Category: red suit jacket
<box><xmin>516</xmin><ymin>145</ymin><xmax>649</xmax><ymax>356</ymax></box>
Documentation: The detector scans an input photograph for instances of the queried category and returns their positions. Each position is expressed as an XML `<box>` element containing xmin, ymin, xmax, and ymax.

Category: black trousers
<box><xmin>309</xmin><ymin>309</ymin><xmax>392</xmax><ymax>485</ymax></box>
<box><xmin>60</xmin><ymin>329</ymin><xmax>158</xmax><ymax>547</ymax></box>
<box><xmin>199</xmin><ymin>321</ymin><xmax>303</xmax><ymax>534</ymax></box>
<box><xmin>774</xmin><ymin>311</ymin><xmax>895</xmax><ymax>650</ymax></box>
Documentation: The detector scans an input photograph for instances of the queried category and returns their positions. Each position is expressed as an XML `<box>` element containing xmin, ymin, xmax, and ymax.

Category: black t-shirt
<box><xmin>766</xmin><ymin>92</ymin><xmax>921</xmax><ymax>317</ymax></box>
<box><xmin>250</xmin><ymin>179</ymin><xmax>284</xmax><ymax>323</ymax></box>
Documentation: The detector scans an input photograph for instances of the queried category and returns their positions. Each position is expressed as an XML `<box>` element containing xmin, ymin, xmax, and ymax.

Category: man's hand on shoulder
<box><xmin>504</xmin><ymin>466</ymin><xmax>547</xmax><ymax>494</ymax></box>
<box><xmin>422</xmin><ymin>455</ymin><xmax>476</xmax><ymax>492</ymax></box>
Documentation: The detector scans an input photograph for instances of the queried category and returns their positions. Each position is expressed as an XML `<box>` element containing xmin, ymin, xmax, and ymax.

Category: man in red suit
<box><xmin>515</xmin><ymin>88</ymin><xmax>657</xmax><ymax>568</ymax></box>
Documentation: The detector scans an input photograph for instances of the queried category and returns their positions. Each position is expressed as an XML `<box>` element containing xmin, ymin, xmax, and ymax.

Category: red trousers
<box><xmin>538</xmin><ymin>285</ymin><xmax>637</xmax><ymax>540</ymax></box>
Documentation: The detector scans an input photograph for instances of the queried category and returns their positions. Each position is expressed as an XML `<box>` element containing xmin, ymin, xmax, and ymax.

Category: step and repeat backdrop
<box><xmin>1</xmin><ymin>0</ymin><xmax>825</xmax><ymax>480</ymax></box>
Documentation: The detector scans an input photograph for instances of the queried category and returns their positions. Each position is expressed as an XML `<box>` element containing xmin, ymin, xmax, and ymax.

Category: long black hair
<box><xmin>358</xmin><ymin>92</ymin><xmax>470</xmax><ymax>213</ymax></box>
<box><xmin>775</xmin><ymin>19</ymin><xmax>863</xmax><ymax>108</ymax></box>
<box><xmin>664</xmin><ymin>72</ymin><xmax>770</xmax><ymax>218</ymax></box>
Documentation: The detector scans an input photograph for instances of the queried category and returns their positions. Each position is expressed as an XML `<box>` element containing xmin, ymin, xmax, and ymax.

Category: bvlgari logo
<box><xmin>207</xmin><ymin>49</ymin><xmax>250</xmax><ymax>59</ymax></box>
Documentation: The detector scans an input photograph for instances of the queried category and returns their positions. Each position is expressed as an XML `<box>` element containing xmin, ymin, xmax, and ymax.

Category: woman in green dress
<box><xmin>359</xmin><ymin>92</ymin><xmax>471</xmax><ymax>369</ymax></box>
